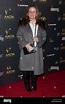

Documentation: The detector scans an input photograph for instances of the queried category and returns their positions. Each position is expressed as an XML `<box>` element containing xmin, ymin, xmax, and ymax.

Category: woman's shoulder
<box><xmin>18</xmin><ymin>18</ymin><xmax>28</xmax><ymax>27</ymax></box>
<box><xmin>37</xmin><ymin>19</ymin><xmax>46</xmax><ymax>30</ymax></box>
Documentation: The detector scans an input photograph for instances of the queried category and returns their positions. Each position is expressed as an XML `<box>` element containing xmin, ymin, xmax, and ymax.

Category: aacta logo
<box><xmin>5</xmin><ymin>47</ymin><xmax>15</xmax><ymax>57</ymax></box>
<box><xmin>5</xmin><ymin>29</ymin><xmax>15</xmax><ymax>39</ymax></box>
<box><xmin>6</xmin><ymin>66</ymin><xmax>15</xmax><ymax>75</ymax></box>
<box><xmin>4</xmin><ymin>9</ymin><xmax>14</xmax><ymax>19</ymax></box>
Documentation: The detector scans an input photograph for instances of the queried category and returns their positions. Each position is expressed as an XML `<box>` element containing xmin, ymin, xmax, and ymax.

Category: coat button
<box><xmin>32</xmin><ymin>67</ymin><xmax>33</xmax><ymax>69</ymax></box>
<box><xmin>20</xmin><ymin>57</ymin><xmax>22</xmax><ymax>59</ymax></box>
<box><xmin>43</xmin><ymin>38</ymin><xmax>44</xmax><ymax>40</ymax></box>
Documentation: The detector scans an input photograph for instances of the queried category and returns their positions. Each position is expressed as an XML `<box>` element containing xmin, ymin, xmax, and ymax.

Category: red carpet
<box><xmin>0</xmin><ymin>70</ymin><xmax>65</xmax><ymax>98</ymax></box>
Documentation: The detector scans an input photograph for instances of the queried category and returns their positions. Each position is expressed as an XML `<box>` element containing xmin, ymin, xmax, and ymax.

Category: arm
<box><xmin>37</xmin><ymin>30</ymin><xmax>47</xmax><ymax>47</ymax></box>
<box><xmin>16</xmin><ymin>26</ymin><xmax>29</xmax><ymax>50</ymax></box>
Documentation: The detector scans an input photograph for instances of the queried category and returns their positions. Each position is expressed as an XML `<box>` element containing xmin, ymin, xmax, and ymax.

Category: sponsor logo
<box><xmin>50</xmin><ymin>6</ymin><xmax>59</xmax><ymax>12</ymax></box>
<box><xmin>5</xmin><ymin>53</ymin><xmax>15</xmax><ymax>57</ymax></box>
<box><xmin>3</xmin><ymin>99</ymin><xmax>11</xmax><ymax>103</ymax></box>
<box><xmin>6</xmin><ymin>66</ymin><xmax>15</xmax><ymax>75</ymax></box>
<box><xmin>4</xmin><ymin>9</ymin><xmax>14</xmax><ymax>20</ymax></box>
<box><xmin>5</xmin><ymin>47</ymin><xmax>15</xmax><ymax>57</ymax></box>
<box><xmin>47</xmin><ymin>53</ymin><xmax>55</xmax><ymax>57</ymax></box>
<box><xmin>5</xmin><ymin>35</ymin><xmax>15</xmax><ymax>39</ymax></box>
<box><xmin>17</xmin><ymin>4</ymin><xmax>28</xmax><ymax>7</ymax></box>
<box><xmin>48</xmin><ymin>23</ymin><xmax>56</xmax><ymax>26</ymax></box>
<box><xmin>49</xmin><ymin>66</ymin><xmax>59</xmax><ymax>71</ymax></box>
<box><xmin>5</xmin><ymin>28</ymin><xmax>15</xmax><ymax>39</ymax></box>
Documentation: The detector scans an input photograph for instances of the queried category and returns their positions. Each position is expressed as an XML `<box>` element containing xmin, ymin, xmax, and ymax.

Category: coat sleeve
<box><xmin>16</xmin><ymin>26</ymin><xmax>29</xmax><ymax>50</ymax></box>
<box><xmin>37</xmin><ymin>29</ymin><xmax>47</xmax><ymax>47</ymax></box>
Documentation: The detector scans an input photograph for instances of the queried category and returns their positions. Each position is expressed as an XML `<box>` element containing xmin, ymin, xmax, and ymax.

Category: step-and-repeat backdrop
<box><xmin>0</xmin><ymin>0</ymin><xmax>65</xmax><ymax>86</ymax></box>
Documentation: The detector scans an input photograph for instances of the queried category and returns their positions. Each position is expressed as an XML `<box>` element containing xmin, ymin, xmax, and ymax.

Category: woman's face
<box><xmin>28</xmin><ymin>7</ymin><xmax>37</xmax><ymax>20</ymax></box>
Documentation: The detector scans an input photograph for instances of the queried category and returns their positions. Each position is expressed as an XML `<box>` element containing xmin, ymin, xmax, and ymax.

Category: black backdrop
<box><xmin>0</xmin><ymin>0</ymin><xmax>65</xmax><ymax>86</ymax></box>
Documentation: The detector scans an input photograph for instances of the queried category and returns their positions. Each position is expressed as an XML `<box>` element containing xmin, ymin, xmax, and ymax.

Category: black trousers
<box><xmin>23</xmin><ymin>71</ymin><xmax>37</xmax><ymax>89</ymax></box>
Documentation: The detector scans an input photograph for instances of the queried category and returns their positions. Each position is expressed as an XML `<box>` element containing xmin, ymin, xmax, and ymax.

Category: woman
<box><xmin>16</xmin><ymin>5</ymin><xmax>47</xmax><ymax>92</ymax></box>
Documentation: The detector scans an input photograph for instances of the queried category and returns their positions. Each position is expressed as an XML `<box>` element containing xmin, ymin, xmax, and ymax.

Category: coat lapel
<box><xmin>27</xmin><ymin>24</ymin><xmax>33</xmax><ymax>38</ymax></box>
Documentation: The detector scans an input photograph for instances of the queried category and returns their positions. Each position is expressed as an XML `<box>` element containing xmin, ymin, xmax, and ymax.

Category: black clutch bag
<box><xmin>23</xmin><ymin>44</ymin><xmax>36</xmax><ymax>55</ymax></box>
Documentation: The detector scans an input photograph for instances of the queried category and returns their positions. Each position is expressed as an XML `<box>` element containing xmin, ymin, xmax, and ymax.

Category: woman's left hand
<box><xmin>33</xmin><ymin>37</ymin><xmax>39</xmax><ymax>42</ymax></box>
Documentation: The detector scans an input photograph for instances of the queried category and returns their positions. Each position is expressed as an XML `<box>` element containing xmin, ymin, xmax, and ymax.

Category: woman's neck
<box><xmin>30</xmin><ymin>19</ymin><xmax>36</xmax><ymax>25</ymax></box>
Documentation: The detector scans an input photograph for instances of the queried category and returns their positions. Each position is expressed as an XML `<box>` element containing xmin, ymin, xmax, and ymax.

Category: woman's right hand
<box><xmin>25</xmin><ymin>43</ymin><xmax>34</xmax><ymax>52</ymax></box>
